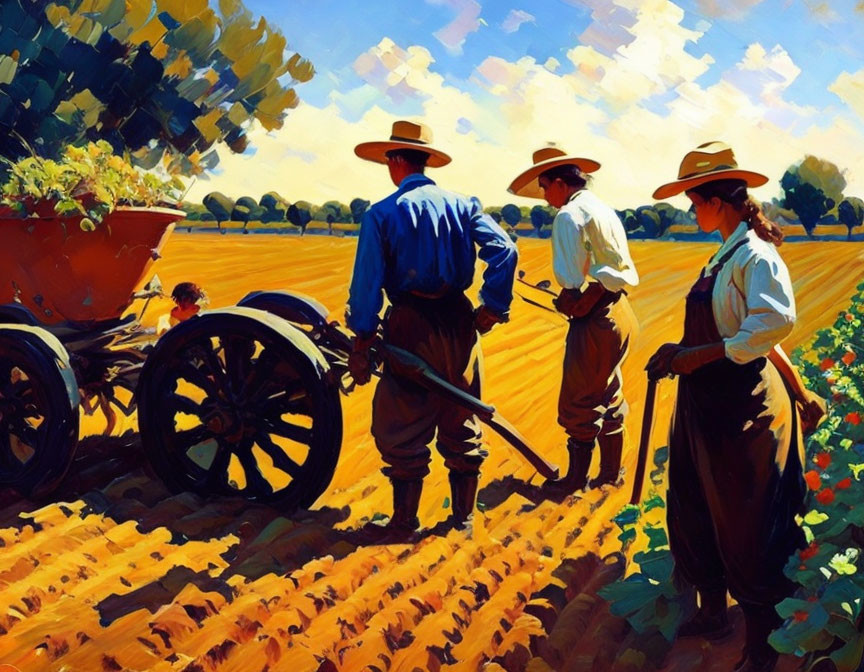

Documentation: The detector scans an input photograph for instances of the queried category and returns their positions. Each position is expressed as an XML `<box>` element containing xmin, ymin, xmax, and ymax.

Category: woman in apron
<box><xmin>647</xmin><ymin>142</ymin><xmax>825</xmax><ymax>672</ymax></box>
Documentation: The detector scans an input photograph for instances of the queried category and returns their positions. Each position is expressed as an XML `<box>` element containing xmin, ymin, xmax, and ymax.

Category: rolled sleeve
<box><xmin>346</xmin><ymin>210</ymin><xmax>385</xmax><ymax>337</ymax></box>
<box><xmin>470</xmin><ymin>197</ymin><xmax>517</xmax><ymax>317</ymax></box>
<box><xmin>724</xmin><ymin>255</ymin><xmax>796</xmax><ymax>364</ymax></box>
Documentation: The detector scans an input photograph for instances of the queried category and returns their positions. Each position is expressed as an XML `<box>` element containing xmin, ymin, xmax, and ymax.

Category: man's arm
<box><xmin>345</xmin><ymin>209</ymin><xmax>385</xmax><ymax>338</ymax></box>
<box><xmin>469</xmin><ymin>197</ymin><xmax>517</xmax><ymax>320</ymax></box>
<box><xmin>584</xmin><ymin>214</ymin><xmax>639</xmax><ymax>292</ymax></box>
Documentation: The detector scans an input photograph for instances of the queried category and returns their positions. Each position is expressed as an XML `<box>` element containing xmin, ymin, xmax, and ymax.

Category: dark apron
<box><xmin>667</xmin><ymin>239</ymin><xmax>805</xmax><ymax>608</ymax></box>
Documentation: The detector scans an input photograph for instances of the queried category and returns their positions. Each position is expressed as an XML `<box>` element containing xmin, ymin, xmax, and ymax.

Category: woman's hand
<box><xmin>646</xmin><ymin>343</ymin><xmax>727</xmax><ymax>379</ymax></box>
<box><xmin>646</xmin><ymin>343</ymin><xmax>685</xmax><ymax>380</ymax></box>
<box><xmin>670</xmin><ymin>345</ymin><xmax>722</xmax><ymax>376</ymax></box>
<box><xmin>798</xmin><ymin>390</ymin><xmax>827</xmax><ymax>437</ymax></box>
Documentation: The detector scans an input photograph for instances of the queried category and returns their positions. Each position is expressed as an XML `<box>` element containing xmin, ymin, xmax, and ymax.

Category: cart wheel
<box><xmin>0</xmin><ymin>325</ymin><xmax>80</xmax><ymax>498</ymax></box>
<box><xmin>137</xmin><ymin>307</ymin><xmax>342</xmax><ymax>510</ymax></box>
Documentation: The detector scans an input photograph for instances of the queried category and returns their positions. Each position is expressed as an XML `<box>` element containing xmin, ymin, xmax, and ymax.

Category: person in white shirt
<box><xmin>508</xmin><ymin>147</ymin><xmax>639</xmax><ymax>497</ymax></box>
<box><xmin>647</xmin><ymin>142</ymin><xmax>825</xmax><ymax>672</ymax></box>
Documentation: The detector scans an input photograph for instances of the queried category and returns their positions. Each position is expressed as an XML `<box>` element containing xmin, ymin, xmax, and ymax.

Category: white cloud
<box><xmin>501</xmin><ymin>9</ymin><xmax>535</xmax><ymax>33</ymax></box>
<box><xmin>426</xmin><ymin>0</ymin><xmax>482</xmax><ymax>54</ymax></box>
<box><xmin>830</xmin><ymin>68</ymin><xmax>864</xmax><ymax>120</ymax></box>
<box><xmin>543</xmin><ymin>57</ymin><xmax>561</xmax><ymax>73</ymax></box>
<box><xmin>563</xmin><ymin>0</ymin><xmax>715</xmax><ymax>110</ymax></box>
<box><xmin>351</xmin><ymin>38</ymin><xmax>438</xmax><ymax>104</ymax></box>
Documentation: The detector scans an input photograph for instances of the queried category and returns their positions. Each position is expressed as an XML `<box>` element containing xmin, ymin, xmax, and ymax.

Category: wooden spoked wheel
<box><xmin>0</xmin><ymin>325</ymin><xmax>79</xmax><ymax>498</ymax></box>
<box><xmin>137</xmin><ymin>308</ymin><xmax>342</xmax><ymax>510</ymax></box>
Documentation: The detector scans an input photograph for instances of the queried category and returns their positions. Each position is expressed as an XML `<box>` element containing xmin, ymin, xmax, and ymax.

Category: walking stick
<box><xmin>630</xmin><ymin>377</ymin><xmax>658</xmax><ymax>505</ymax></box>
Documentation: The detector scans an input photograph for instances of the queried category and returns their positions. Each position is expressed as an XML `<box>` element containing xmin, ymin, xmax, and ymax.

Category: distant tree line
<box><xmin>187</xmin><ymin>156</ymin><xmax>863</xmax><ymax>240</ymax></box>
<box><xmin>185</xmin><ymin>192</ymin><xmax>372</xmax><ymax>235</ymax></box>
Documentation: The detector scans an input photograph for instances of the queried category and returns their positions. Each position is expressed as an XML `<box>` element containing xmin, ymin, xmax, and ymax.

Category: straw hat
<box><xmin>354</xmin><ymin>120</ymin><xmax>451</xmax><ymax>168</ymax></box>
<box><xmin>653</xmin><ymin>141</ymin><xmax>768</xmax><ymax>200</ymax></box>
<box><xmin>507</xmin><ymin>146</ymin><xmax>601</xmax><ymax>199</ymax></box>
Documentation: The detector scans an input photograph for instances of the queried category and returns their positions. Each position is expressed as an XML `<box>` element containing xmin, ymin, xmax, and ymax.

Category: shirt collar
<box><xmin>565</xmin><ymin>188</ymin><xmax>587</xmax><ymax>206</ymax></box>
<box><xmin>398</xmin><ymin>173</ymin><xmax>434</xmax><ymax>191</ymax></box>
<box><xmin>705</xmin><ymin>221</ymin><xmax>749</xmax><ymax>272</ymax></box>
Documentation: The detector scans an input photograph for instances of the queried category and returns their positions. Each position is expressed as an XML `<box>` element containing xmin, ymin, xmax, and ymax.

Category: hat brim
<box><xmin>507</xmin><ymin>156</ymin><xmax>601</xmax><ymax>199</ymax></box>
<box><xmin>652</xmin><ymin>169</ymin><xmax>769</xmax><ymax>200</ymax></box>
<box><xmin>354</xmin><ymin>141</ymin><xmax>451</xmax><ymax>168</ymax></box>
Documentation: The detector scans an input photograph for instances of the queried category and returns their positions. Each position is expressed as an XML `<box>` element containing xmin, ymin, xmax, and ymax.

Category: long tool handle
<box><xmin>378</xmin><ymin>344</ymin><xmax>559</xmax><ymax>479</ymax></box>
<box><xmin>630</xmin><ymin>377</ymin><xmax>658</xmax><ymax>505</ymax></box>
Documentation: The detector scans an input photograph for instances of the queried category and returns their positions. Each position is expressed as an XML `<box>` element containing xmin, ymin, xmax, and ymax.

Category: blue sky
<box><xmin>246</xmin><ymin>0</ymin><xmax>863</xmax><ymax>114</ymax></box>
<box><xmin>198</xmin><ymin>0</ymin><xmax>864</xmax><ymax>207</ymax></box>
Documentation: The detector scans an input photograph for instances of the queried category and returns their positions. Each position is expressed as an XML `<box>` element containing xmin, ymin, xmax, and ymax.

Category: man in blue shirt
<box><xmin>347</xmin><ymin>120</ymin><xmax>517</xmax><ymax>542</ymax></box>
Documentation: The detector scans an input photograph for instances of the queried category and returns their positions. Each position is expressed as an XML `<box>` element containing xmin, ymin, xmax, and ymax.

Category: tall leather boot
<box><xmin>427</xmin><ymin>472</ymin><xmax>479</xmax><ymax>537</ymax></box>
<box><xmin>589</xmin><ymin>429</ymin><xmax>624</xmax><ymax>488</ymax></box>
<box><xmin>542</xmin><ymin>439</ymin><xmax>593</xmax><ymax>499</ymax></box>
<box><xmin>356</xmin><ymin>478</ymin><xmax>422</xmax><ymax>544</ymax></box>
<box><xmin>734</xmin><ymin>605</ymin><xmax>780</xmax><ymax>672</ymax></box>
<box><xmin>449</xmin><ymin>471</ymin><xmax>479</xmax><ymax>527</ymax></box>
<box><xmin>677</xmin><ymin>588</ymin><xmax>732</xmax><ymax>640</ymax></box>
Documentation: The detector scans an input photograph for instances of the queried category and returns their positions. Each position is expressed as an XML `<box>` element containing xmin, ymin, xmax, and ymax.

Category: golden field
<box><xmin>0</xmin><ymin>235</ymin><xmax>862</xmax><ymax>672</ymax></box>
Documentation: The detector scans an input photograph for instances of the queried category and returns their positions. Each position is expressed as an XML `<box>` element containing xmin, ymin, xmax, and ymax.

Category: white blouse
<box><xmin>551</xmin><ymin>189</ymin><xmax>639</xmax><ymax>292</ymax></box>
<box><xmin>703</xmin><ymin>222</ymin><xmax>796</xmax><ymax>364</ymax></box>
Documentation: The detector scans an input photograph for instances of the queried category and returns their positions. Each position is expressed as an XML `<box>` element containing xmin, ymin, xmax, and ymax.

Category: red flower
<box><xmin>846</xmin><ymin>313</ymin><xmax>855</xmax><ymax>322</ymax></box>
<box><xmin>842</xmin><ymin>351</ymin><xmax>857</xmax><ymax>366</ymax></box>
<box><xmin>793</xmin><ymin>610</ymin><xmax>809</xmax><ymax>623</ymax></box>
<box><xmin>800</xmin><ymin>542</ymin><xmax>820</xmax><ymax>561</ymax></box>
<box><xmin>814</xmin><ymin>452</ymin><xmax>831</xmax><ymax>469</ymax></box>
<box><xmin>816</xmin><ymin>488</ymin><xmax>835</xmax><ymax>505</ymax></box>
<box><xmin>846</xmin><ymin>412</ymin><xmax>861</xmax><ymax>426</ymax></box>
<box><xmin>837</xmin><ymin>477</ymin><xmax>853</xmax><ymax>490</ymax></box>
<box><xmin>821</xmin><ymin>358</ymin><xmax>835</xmax><ymax>371</ymax></box>
<box><xmin>805</xmin><ymin>470</ymin><xmax>822</xmax><ymax>491</ymax></box>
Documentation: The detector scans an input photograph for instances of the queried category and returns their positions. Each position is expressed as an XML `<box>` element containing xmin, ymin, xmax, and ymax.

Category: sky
<box><xmin>187</xmin><ymin>0</ymin><xmax>864</xmax><ymax>210</ymax></box>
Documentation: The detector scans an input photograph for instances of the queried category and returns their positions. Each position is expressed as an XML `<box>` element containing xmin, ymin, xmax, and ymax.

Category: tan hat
<box><xmin>354</xmin><ymin>120</ymin><xmax>451</xmax><ymax>168</ymax></box>
<box><xmin>653</xmin><ymin>141</ymin><xmax>769</xmax><ymax>200</ymax></box>
<box><xmin>507</xmin><ymin>146</ymin><xmax>601</xmax><ymax>199</ymax></box>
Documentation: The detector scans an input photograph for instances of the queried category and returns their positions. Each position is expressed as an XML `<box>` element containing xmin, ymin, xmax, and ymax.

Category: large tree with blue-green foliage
<box><xmin>0</xmin><ymin>0</ymin><xmax>313</xmax><ymax>177</ymax></box>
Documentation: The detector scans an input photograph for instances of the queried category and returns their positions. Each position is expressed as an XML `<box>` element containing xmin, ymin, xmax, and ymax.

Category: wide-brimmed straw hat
<box><xmin>507</xmin><ymin>146</ymin><xmax>601</xmax><ymax>199</ymax></box>
<box><xmin>653</xmin><ymin>141</ymin><xmax>769</xmax><ymax>200</ymax></box>
<box><xmin>354</xmin><ymin>120</ymin><xmax>451</xmax><ymax>168</ymax></box>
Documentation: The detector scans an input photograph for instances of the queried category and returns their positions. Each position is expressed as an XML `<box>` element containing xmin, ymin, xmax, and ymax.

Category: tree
<box><xmin>796</xmin><ymin>155</ymin><xmax>846</xmax><ymax>209</ymax></box>
<box><xmin>530</xmin><ymin>205</ymin><xmax>554</xmax><ymax>237</ymax></box>
<box><xmin>260</xmin><ymin>192</ymin><xmax>290</xmax><ymax>224</ymax></box>
<box><xmin>838</xmin><ymin>197</ymin><xmax>864</xmax><ymax>241</ymax></box>
<box><xmin>320</xmin><ymin>200</ymin><xmax>349</xmax><ymax>235</ymax></box>
<box><xmin>232</xmin><ymin>196</ymin><xmax>265</xmax><ymax>233</ymax></box>
<box><xmin>0</xmin><ymin>0</ymin><xmax>313</xmax><ymax>178</ymax></box>
<box><xmin>203</xmin><ymin>192</ymin><xmax>235</xmax><ymax>233</ymax></box>
<box><xmin>484</xmin><ymin>206</ymin><xmax>503</xmax><ymax>224</ymax></box>
<box><xmin>616</xmin><ymin>209</ymin><xmax>639</xmax><ymax>235</ymax></box>
<box><xmin>636</xmin><ymin>206</ymin><xmax>661</xmax><ymax>238</ymax></box>
<box><xmin>350</xmin><ymin>198</ymin><xmax>371</xmax><ymax>224</ymax></box>
<box><xmin>287</xmin><ymin>201</ymin><xmax>312</xmax><ymax>235</ymax></box>
<box><xmin>781</xmin><ymin>156</ymin><xmax>847</xmax><ymax>238</ymax></box>
<box><xmin>180</xmin><ymin>202</ymin><xmax>209</xmax><ymax>221</ymax></box>
<box><xmin>781</xmin><ymin>171</ymin><xmax>829</xmax><ymax>238</ymax></box>
<box><xmin>501</xmin><ymin>204</ymin><xmax>522</xmax><ymax>228</ymax></box>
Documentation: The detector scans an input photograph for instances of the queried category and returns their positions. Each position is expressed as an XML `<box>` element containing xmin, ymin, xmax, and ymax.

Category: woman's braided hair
<box><xmin>686</xmin><ymin>178</ymin><xmax>784</xmax><ymax>246</ymax></box>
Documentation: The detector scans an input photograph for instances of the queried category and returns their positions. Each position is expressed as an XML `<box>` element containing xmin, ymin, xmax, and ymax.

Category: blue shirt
<box><xmin>346</xmin><ymin>174</ymin><xmax>517</xmax><ymax>336</ymax></box>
